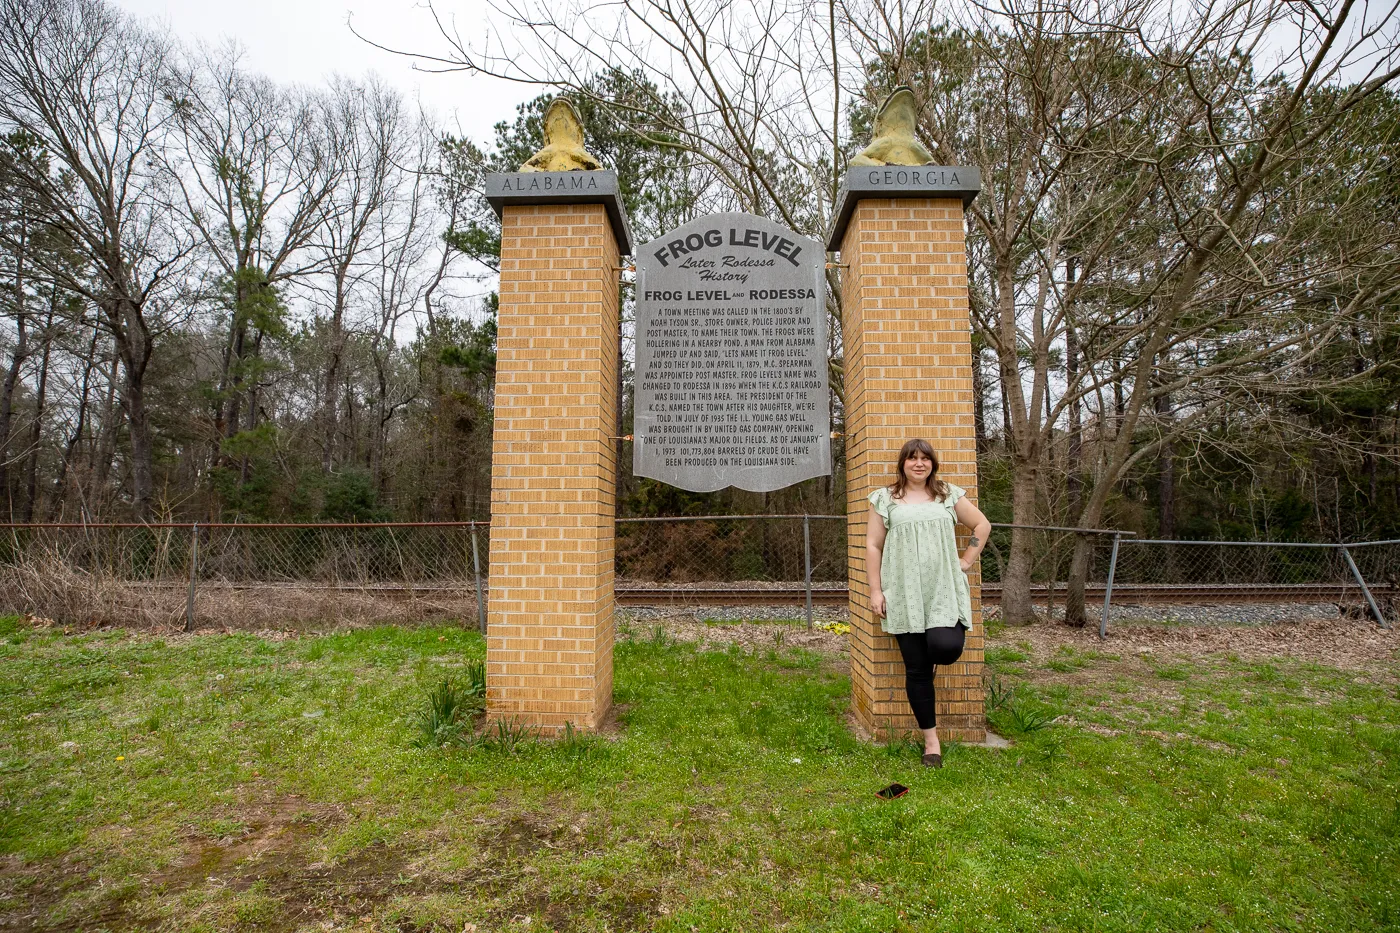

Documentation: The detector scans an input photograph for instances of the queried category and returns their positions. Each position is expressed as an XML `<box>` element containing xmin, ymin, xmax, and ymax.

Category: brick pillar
<box><xmin>484</xmin><ymin>181</ymin><xmax>630</xmax><ymax>733</ymax></box>
<box><xmin>830</xmin><ymin>175</ymin><xmax>984</xmax><ymax>743</ymax></box>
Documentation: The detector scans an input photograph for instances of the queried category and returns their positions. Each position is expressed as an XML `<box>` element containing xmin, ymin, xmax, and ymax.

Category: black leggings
<box><xmin>894</xmin><ymin>625</ymin><xmax>967</xmax><ymax>730</ymax></box>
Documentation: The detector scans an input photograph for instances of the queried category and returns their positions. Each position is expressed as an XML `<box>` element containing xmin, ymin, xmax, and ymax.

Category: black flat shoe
<box><xmin>922</xmin><ymin>753</ymin><xmax>943</xmax><ymax>769</ymax></box>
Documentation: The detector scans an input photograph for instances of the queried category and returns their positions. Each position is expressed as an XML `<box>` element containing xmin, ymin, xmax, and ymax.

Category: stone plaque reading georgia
<box><xmin>634</xmin><ymin>213</ymin><xmax>831</xmax><ymax>492</ymax></box>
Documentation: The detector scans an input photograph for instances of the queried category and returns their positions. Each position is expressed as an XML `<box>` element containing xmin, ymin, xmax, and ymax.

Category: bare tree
<box><xmin>364</xmin><ymin>114</ymin><xmax>450</xmax><ymax>492</ymax></box>
<box><xmin>165</xmin><ymin>45</ymin><xmax>339</xmax><ymax>494</ymax></box>
<box><xmin>1052</xmin><ymin>0</ymin><xmax>1400</xmax><ymax>622</ymax></box>
<box><xmin>845</xmin><ymin>0</ymin><xmax>1400</xmax><ymax>622</ymax></box>
<box><xmin>0</xmin><ymin>170</ymin><xmax>33</xmax><ymax>510</ymax></box>
<box><xmin>311</xmin><ymin>76</ymin><xmax>404</xmax><ymax>474</ymax></box>
<box><xmin>47</xmin><ymin>321</ymin><xmax>105</xmax><ymax>519</ymax></box>
<box><xmin>0</xmin><ymin>0</ymin><xmax>194</xmax><ymax>519</ymax></box>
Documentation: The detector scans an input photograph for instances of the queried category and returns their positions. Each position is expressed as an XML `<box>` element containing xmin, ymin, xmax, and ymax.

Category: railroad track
<box><xmin>615</xmin><ymin>583</ymin><xmax>1397</xmax><ymax>606</ymax></box>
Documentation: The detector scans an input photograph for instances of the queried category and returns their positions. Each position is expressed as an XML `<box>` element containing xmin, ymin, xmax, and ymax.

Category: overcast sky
<box><xmin>117</xmin><ymin>0</ymin><xmax>536</xmax><ymax>145</ymax></box>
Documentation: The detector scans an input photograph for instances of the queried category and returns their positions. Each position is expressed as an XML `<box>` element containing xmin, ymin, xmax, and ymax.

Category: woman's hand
<box><xmin>959</xmin><ymin>556</ymin><xmax>974</xmax><ymax>572</ymax></box>
<box><xmin>871</xmin><ymin>589</ymin><xmax>887</xmax><ymax>617</ymax></box>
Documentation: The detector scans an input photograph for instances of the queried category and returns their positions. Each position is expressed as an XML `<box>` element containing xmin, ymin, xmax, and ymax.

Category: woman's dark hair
<box><xmin>890</xmin><ymin>438</ymin><xmax>949</xmax><ymax>501</ymax></box>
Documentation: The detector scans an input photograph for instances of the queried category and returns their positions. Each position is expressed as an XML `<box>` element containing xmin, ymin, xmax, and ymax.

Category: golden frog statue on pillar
<box><xmin>850</xmin><ymin>86</ymin><xmax>935</xmax><ymax>166</ymax></box>
<box><xmin>520</xmin><ymin>98</ymin><xmax>603</xmax><ymax>172</ymax></box>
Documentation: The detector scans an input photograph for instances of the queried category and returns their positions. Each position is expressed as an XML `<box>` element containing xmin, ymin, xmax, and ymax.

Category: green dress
<box><xmin>868</xmin><ymin>484</ymin><xmax>973</xmax><ymax>635</ymax></box>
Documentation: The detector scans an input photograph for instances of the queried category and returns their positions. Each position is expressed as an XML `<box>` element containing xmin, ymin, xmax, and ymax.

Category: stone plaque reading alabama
<box><xmin>634</xmin><ymin>213</ymin><xmax>831</xmax><ymax>492</ymax></box>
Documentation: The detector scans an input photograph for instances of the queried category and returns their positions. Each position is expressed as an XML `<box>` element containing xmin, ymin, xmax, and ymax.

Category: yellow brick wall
<box><xmin>487</xmin><ymin>202</ymin><xmax>620</xmax><ymax>733</ymax></box>
<box><xmin>840</xmin><ymin>197</ymin><xmax>986</xmax><ymax>743</ymax></box>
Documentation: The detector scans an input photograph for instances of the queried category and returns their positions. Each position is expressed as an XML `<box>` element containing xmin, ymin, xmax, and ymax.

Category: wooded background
<box><xmin>2</xmin><ymin>0</ymin><xmax>1397</xmax><ymax>624</ymax></box>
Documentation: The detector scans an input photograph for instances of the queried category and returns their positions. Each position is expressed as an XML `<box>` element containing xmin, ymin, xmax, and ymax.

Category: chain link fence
<box><xmin>0</xmin><ymin>523</ymin><xmax>489</xmax><ymax>630</ymax></box>
<box><xmin>1087</xmin><ymin>537</ymin><xmax>1397</xmax><ymax>634</ymax></box>
<box><xmin>978</xmin><ymin>531</ymin><xmax>1397</xmax><ymax>631</ymax></box>
<box><xmin>616</xmin><ymin>515</ymin><xmax>847</xmax><ymax>619</ymax></box>
<box><xmin>0</xmin><ymin>520</ymin><xmax>1394</xmax><ymax>631</ymax></box>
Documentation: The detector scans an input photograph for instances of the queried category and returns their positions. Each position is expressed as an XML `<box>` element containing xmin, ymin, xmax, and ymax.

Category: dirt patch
<box><xmin>475</xmin><ymin>812</ymin><xmax>581</xmax><ymax>864</ymax></box>
<box><xmin>207</xmin><ymin>840</ymin><xmax>417</xmax><ymax>930</ymax></box>
<box><xmin>499</xmin><ymin>880</ymin><xmax>662</xmax><ymax>933</ymax></box>
<box><xmin>595</xmin><ymin>701</ymin><xmax>630</xmax><ymax>738</ymax></box>
<box><xmin>998</xmin><ymin>615</ymin><xmax>1399</xmax><ymax>673</ymax></box>
<box><xmin>0</xmin><ymin>794</ymin><xmax>419</xmax><ymax>933</ymax></box>
<box><xmin>3</xmin><ymin>792</ymin><xmax>662</xmax><ymax>933</ymax></box>
<box><xmin>161</xmin><ymin>795</ymin><xmax>349</xmax><ymax>888</ymax></box>
<box><xmin>0</xmin><ymin>853</ymin><xmax>97</xmax><ymax>933</ymax></box>
<box><xmin>462</xmin><ymin>807</ymin><xmax>666</xmax><ymax>933</ymax></box>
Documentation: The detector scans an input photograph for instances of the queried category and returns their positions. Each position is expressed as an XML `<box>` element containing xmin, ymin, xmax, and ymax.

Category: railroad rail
<box><xmin>616</xmin><ymin>583</ymin><xmax>1397</xmax><ymax>606</ymax></box>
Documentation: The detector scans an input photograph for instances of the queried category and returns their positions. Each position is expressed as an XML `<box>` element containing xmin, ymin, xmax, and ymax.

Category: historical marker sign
<box><xmin>633</xmin><ymin>212</ymin><xmax>831</xmax><ymax>493</ymax></box>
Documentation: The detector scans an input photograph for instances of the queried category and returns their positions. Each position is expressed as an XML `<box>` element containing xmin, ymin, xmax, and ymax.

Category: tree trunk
<box><xmin>90</xmin><ymin>353</ymin><xmax>121</xmax><ymax>517</ymax></box>
<box><xmin>1063</xmin><ymin>536</ymin><xmax>1092</xmax><ymax>627</ymax></box>
<box><xmin>212</xmin><ymin>280</ymin><xmax>243</xmax><ymax>468</ymax></box>
<box><xmin>322</xmin><ymin>346</ymin><xmax>343</xmax><ymax>473</ymax></box>
<box><xmin>223</xmin><ymin>319</ymin><xmax>245</xmax><ymax>443</ymax></box>
<box><xmin>21</xmin><ymin>303</ymin><xmax>54</xmax><ymax>521</ymax></box>
<box><xmin>1065</xmin><ymin>258</ymin><xmax>1082</xmax><ymax>518</ymax></box>
<box><xmin>1000</xmin><ymin>368</ymin><xmax>1013</xmax><ymax>443</ymax></box>
<box><xmin>371</xmin><ymin>348</ymin><xmax>389</xmax><ymax>493</ymax></box>
<box><xmin>1157</xmin><ymin>390</ymin><xmax>1176</xmax><ymax>539</ymax></box>
<box><xmin>1062</xmin><ymin>260</ymin><xmax>1090</xmax><ymax>626</ymax></box>
<box><xmin>0</xmin><ymin>304</ymin><xmax>29</xmax><ymax>513</ymax></box>
<box><xmin>321</xmin><ymin>270</ymin><xmax>350</xmax><ymax>474</ymax></box>
<box><xmin>1000</xmin><ymin>461</ymin><xmax>1041</xmax><ymax>624</ymax></box>
<box><xmin>973</xmin><ymin>345</ymin><xmax>988</xmax><ymax>454</ymax></box>
<box><xmin>988</xmin><ymin>242</ymin><xmax>1044</xmax><ymax>625</ymax></box>
<box><xmin>122</xmin><ymin>372</ymin><xmax>155</xmax><ymax>521</ymax></box>
<box><xmin>1062</xmin><ymin>258</ymin><xmax>1090</xmax><ymax>625</ymax></box>
<box><xmin>110</xmin><ymin>298</ymin><xmax>155</xmax><ymax>521</ymax></box>
<box><xmin>51</xmin><ymin>326</ymin><xmax>101</xmax><ymax>519</ymax></box>
<box><xmin>0</xmin><ymin>216</ymin><xmax>30</xmax><ymax>513</ymax></box>
<box><xmin>238</xmin><ymin>328</ymin><xmax>266</xmax><ymax>489</ymax></box>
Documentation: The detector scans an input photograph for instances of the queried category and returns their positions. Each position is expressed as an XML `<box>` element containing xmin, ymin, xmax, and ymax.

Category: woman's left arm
<box><xmin>953</xmin><ymin>497</ymin><xmax>992</xmax><ymax>572</ymax></box>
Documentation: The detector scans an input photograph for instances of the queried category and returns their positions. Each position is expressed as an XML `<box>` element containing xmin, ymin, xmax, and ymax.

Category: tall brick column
<box><xmin>828</xmin><ymin>168</ymin><xmax>984</xmax><ymax>742</ymax></box>
<box><xmin>484</xmin><ymin>172</ymin><xmax>632</xmax><ymax>733</ymax></box>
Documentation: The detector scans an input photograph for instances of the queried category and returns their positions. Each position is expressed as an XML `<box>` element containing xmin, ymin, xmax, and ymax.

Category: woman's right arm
<box><xmin>866</xmin><ymin>503</ymin><xmax>887</xmax><ymax>617</ymax></box>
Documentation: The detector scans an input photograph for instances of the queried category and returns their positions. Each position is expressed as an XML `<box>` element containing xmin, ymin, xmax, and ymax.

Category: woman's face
<box><xmin>902</xmin><ymin>449</ymin><xmax>933</xmax><ymax>486</ymax></box>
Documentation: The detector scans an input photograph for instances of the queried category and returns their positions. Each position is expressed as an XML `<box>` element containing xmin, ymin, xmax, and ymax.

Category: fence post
<box><xmin>184</xmin><ymin>522</ymin><xmax>198</xmax><ymax>633</ymax></box>
<box><xmin>803</xmin><ymin>514</ymin><xmax>813</xmax><ymax>631</ymax></box>
<box><xmin>1340</xmin><ymin>545</ymin><xmax>1388</xmax><ymax>628</ymax></box>
<box><xmin>471</xmin><ymin>524</ymin><xmax>486</xmax><ymax>634</ymax></box>
<box><xmin>1099</xmin><ymin>533</ymin><xmax>1121</xmax><ymax>640</ymax></box>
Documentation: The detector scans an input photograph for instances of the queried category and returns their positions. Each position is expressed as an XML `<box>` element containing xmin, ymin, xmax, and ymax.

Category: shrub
<box><xmin>411</xmin><ymin>674</ymin><xmax>485</xmax><ymax>748</ymax></box>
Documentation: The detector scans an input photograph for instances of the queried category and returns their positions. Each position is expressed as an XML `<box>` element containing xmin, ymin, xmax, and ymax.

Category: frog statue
<box><xmin>519</xmin><ymin>98</ymin><xmax>604</xmax><ymax>172</ymax></box>
<box><xmin>849</xmin><ymin>86</ymin><xmax>934</xmax><ymax>167</ymax></box>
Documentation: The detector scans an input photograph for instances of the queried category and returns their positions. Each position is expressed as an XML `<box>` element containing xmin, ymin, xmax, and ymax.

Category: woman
<box><xmin>866</xmin><ymin>439</ymin><xmax>991</xmax><ymax>768</ymax></box>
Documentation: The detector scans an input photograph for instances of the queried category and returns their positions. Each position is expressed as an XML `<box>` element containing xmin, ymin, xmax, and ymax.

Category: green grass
<box><xmin>1</xmin><ymin>613</ymin><xmax>1398</xmax><ymax>931</ymax></box>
